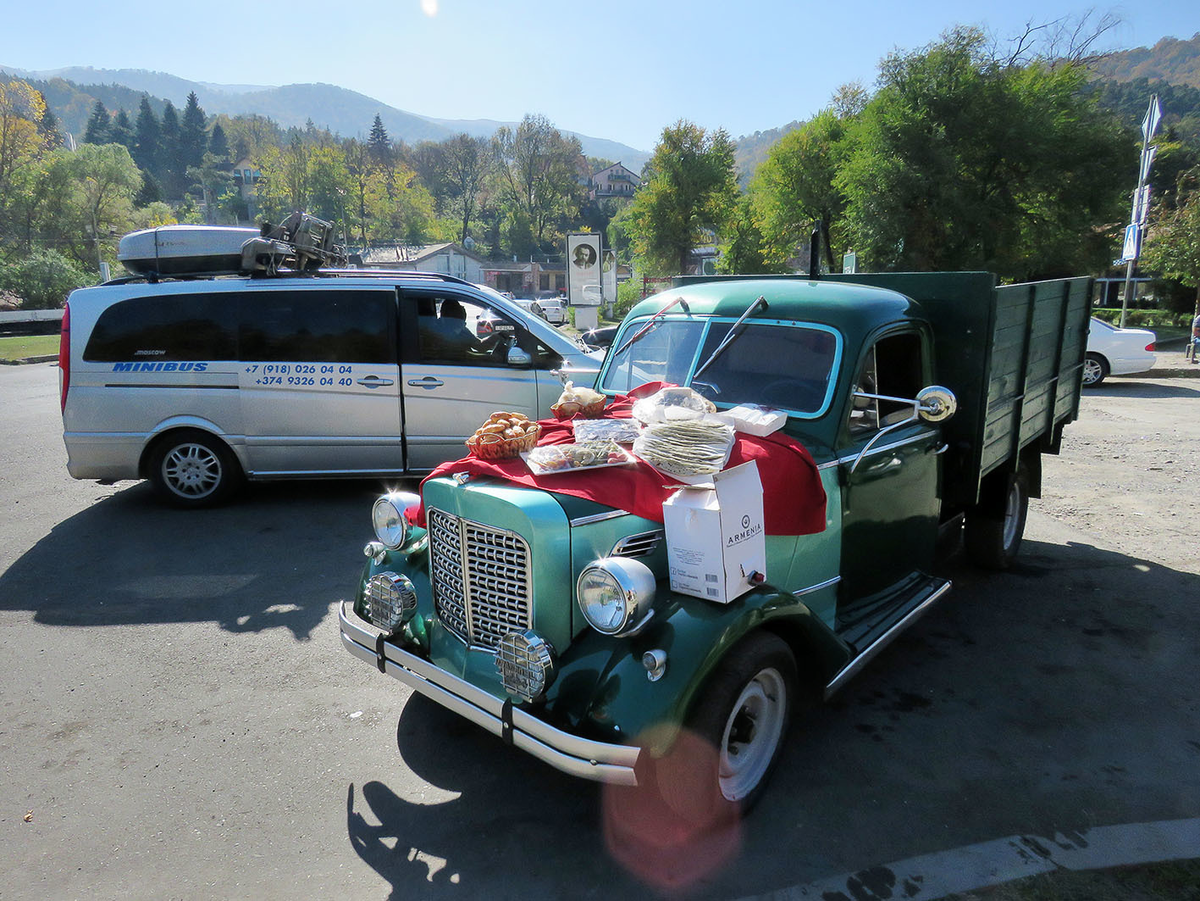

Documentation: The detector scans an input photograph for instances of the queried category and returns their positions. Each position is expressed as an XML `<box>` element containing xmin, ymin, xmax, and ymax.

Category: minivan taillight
<box><xmin>58</xmin><ymin>304</ymin><xmax>70</xmax><ymax>413</ymax></box>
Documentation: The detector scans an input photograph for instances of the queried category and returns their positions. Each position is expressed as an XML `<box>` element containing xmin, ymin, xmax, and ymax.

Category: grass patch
<box><xmin>947</xmin><ymin>858</ymin><xmax>1200</xmax><ymax>901</ymax></box>
<box><xmin>0</xmin><ymin>334</ymin><xmax>59</xmax><ymax>362</ymax></box>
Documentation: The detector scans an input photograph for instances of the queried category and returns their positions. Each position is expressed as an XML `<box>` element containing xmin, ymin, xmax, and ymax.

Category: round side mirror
<box><xmin>917</xmin><ymin>386</ymin><xmax>957</xmax><ymax>422</ymax></box>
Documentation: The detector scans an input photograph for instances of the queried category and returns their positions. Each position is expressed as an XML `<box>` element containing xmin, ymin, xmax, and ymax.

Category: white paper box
<box><xmin>663</xmin><ymin>461</ymin><xmax>766</xmax><ymax>603</ymax></box>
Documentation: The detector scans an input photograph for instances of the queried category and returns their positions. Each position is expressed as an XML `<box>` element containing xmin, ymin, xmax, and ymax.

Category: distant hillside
<box><xmin>0</xmin><ymin>64</ymin><xmax>649</xmax><ymax>168</ymax></box>
<box><xmin>734</xmin><ymin>120</ymin><xmax>802</xmax><ymax>184</ymax></box>
<box><xmin>1090</xmin><ymin>33</ymin><xmax>1200</xmax><ymax>90</ymax></box>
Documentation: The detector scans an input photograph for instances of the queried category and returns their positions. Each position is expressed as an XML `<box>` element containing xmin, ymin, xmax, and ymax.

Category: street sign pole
<box><xmin>1121</xmin><ymin>95</ymin><xmax>1162</xmax><ymax>328</ymax></box>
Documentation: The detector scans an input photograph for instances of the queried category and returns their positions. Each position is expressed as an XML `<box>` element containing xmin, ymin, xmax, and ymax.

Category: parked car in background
<box><xmin>513</xmin><ymin>298</ymin><xmax>547</xmax><ymax>320</ymax></box>
<box><xmin>536</xmin><ymin>296</ymin><xmax>567</xmax><ymax>325</ymax></box>
<box><xmin>1084</xmin><ymin>317</ymin><xmax>1156</xmax><ymax>387</ymax></box>
<box><xmin>577</xmin><ymin>324</ymin><xmax>619</xmax><ymax>352</ymax></box>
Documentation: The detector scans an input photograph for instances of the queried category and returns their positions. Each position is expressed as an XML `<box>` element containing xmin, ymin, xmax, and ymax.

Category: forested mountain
<box><xmin>0</xmin><ymin>64</ymin><xmax>649</xmax><ymax>170</ymax></box>
<box><xmin>1090</xmin><ymin>33</ymin><xmax>1200</xmax><ymax>90</ymax></box>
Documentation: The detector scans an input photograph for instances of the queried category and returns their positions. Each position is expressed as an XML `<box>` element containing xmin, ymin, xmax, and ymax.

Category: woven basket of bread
<box><xmin>550</xmin><ymin>382</ymin><xmax>607</xmax><ymax>420</ymax></box>
<box><xmin>466</xmin><ymin>413</ymin><xmax>540</xmax><ymax>460</ymax></box>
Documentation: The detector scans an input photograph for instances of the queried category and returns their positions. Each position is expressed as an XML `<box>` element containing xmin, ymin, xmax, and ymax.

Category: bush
<box><xmin>0</xmin><ymin>250</ymin><xmax>92</xmax><ymax>309</ymax></box>
<box><xmin>614</xmin><ymin>280</ymin><xmax>642</xmax><ymax>319</ymax></box>
<box><xmin>1092</xmin><ymin>308</ymin><xmax>1193</xmax><ymax>329</ymax></box>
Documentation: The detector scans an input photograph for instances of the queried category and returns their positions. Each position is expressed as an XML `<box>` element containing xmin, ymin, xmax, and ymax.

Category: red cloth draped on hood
<box><xmin>411</xmin><ymin>382</ymin><xmax>827</xmax><ymax>536</ymax></box>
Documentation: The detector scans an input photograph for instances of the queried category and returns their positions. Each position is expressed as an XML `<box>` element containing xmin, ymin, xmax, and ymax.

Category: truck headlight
<box><xmin>372</xmin><ymin>491</ymin><xmax>421</xmax><ymax>549</ymax></box>
<box><xmin>496</xmin><ymin>630</ymin><xmax>556</xmax><ymax>703</ymax></box>
<box><xmin>577</xmin><ymin>557</ymin><xmax>656</xmax><ymax>635</ymax></box>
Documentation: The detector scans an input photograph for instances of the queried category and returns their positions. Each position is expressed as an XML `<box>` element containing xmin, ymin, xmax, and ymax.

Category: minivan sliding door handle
<box><xmin>406</xmin><ymin>377</ymin><xmax>444</xmax><ymax>389</ymax></box>
<box><xmin>356</xmin><ymin>375</ymin><xmax>395</xmax><ymax>388</ymax></box>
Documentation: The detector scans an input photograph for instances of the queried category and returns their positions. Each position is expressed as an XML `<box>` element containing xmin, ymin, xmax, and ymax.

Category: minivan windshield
<box><xmin>599</xmin><ymin>317</ymin><xmax>840</xmax><ymax>416</ymax></box>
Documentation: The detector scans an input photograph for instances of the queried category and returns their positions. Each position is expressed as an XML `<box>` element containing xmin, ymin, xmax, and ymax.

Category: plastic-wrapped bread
<box><xmin>632</xmin><ymin>419</ymin><xmax>735</xmax><ymax>476</ymax></box>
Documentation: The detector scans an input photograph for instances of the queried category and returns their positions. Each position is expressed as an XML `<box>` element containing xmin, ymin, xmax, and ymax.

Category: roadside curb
<box><xmin>739</xmin><ymin>816</ymin><xmax>1200</xmax><ymax>901</ymax></box>
<box><xmin>0</xmin><ymin>354</ymin><xmax>57</xmax><ymax>365</ymax></box>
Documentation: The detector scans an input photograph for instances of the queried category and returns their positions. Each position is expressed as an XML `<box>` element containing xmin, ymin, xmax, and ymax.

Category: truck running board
<box><xmin>824</xmin><ymin>576</ymin><xmax>952</xmax><ymax>700</ymax></box>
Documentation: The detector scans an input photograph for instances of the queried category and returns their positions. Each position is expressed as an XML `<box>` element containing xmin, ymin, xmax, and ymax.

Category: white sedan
<box><xmin>1084</xmin><ymin>317</ymin><xmax>1156</xmax><ymax>387</ymax></box>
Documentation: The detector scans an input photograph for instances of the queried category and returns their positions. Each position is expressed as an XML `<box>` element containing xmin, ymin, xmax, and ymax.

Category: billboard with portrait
<box><xmin>567</xmin><ymin>233</ymin><xmax>602</xmax><ymax>306</ymax></box>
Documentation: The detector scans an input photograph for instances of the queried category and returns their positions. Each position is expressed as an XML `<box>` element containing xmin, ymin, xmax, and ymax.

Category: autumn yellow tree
<box><xmin>0</xmin><ymin>80</ymin><xmax>52</xmax><ymax>248</ymax></box>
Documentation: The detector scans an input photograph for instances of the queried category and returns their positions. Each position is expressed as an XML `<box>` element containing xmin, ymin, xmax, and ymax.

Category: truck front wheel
<box><xmin>964</xmin><ymin>472</ymin><xmax>1028</xmax><ymax>570</ymax></box>
<box><xmin>655</xmin><ymin>632</ymin><xmax>798</xmax><ymax>818</ymax></box>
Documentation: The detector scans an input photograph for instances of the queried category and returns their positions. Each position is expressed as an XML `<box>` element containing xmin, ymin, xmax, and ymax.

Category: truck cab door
<box><xmin>838</xmin><ymin>330</ymin><xmax>942</xmax><ymax>601</ymax></box>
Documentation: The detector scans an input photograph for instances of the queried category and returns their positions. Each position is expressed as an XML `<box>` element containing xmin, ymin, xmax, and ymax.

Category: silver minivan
<box><xmin>59</xmin><ymin>271</ymin><xmax>599</xmax><ymax>506</ymax></box>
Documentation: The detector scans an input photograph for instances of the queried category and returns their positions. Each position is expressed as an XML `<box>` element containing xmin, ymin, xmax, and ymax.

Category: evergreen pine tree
<box><xmin>132</xmin><ymin>97</ymin><xmax>160</xmax><ymax>173</ymax></box>
<box><xmin>159</xmin><ymin>101</ymin><xmax>181</xmax><ymax>198</ymax></box>
<box><xmin>368</xmin><ymin>114</ymin><xmax>391</xmax><ymax>169</ymax></box>
<box><xmin>180</xmin><ymin>91</ymin><xmax>207</xmax><ymax>172</ymax></box>
<box><xmin>109</xmin><ymin>109</ymin><xmax>135</xmax><ymax>150</ymax></box>
<box><xmin>83</xmin><ymin>100</ymin><xmax>111</xmax><ymax>145</ymax></box>
<box><xmin>38</xmin><ymin>100</ymin><xmax>62</xmax><ymax>150</ymax></box>
<box><xmin>208</xmin><ymin>122</ymin><xmax>230</xmax><ymax>164</ymax></box>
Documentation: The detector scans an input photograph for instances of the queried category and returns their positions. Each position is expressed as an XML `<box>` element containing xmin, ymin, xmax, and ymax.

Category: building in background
<box><xmin>589</xmin><ymin>162</ymin><xmax>641</xmax><ymax>201</ymax></box>
<box><xmin>359</xmin><ymin>243</ymin><xmax>486</xmax><ymax>283</ymax></box>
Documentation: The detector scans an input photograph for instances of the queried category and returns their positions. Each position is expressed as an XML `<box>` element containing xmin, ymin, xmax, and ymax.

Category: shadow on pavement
<box><xmin>1085</xmin><ymin>380</ymin><xmax>1200</xmax><ymax>399</ymax></box>
<box><xmin>343</xmin><ymin>536</ymin><xmax>1200</xmax><ymax>899</ymax></box>
<box><xmin>0</xmin><ymin>477</ymin><xmax>413</xmax><ymax>639</ymax></box>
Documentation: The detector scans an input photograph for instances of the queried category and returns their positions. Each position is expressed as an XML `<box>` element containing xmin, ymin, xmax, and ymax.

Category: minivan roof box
<box><xmin>117</xmin><ymin>212</ymin><xmax>361</xmax><ymax>281</ymax></box>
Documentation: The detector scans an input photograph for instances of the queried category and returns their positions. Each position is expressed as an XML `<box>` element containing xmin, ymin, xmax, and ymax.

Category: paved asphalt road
<box><xmin>1</xmin><ymin>361</ymin><xmax>1198</xmax><ymax>900</ymax></box>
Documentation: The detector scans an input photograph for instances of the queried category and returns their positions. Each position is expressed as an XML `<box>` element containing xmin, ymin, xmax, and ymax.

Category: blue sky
<box><xmin>1</xmin><ymin>0</ymin><xmax>1195</xmax><ymax>150</ymax></box>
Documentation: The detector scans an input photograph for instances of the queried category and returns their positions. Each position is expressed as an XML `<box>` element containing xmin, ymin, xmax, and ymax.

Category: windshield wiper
<box><xmin>690</xmin><ymin>295</ymin><xmax>768</xmax><ymax>381</ymax></box>
<box><xmin>612</xmin><ymin>296</ymin><xmax>689</xmax><ymax>358</ymax></box>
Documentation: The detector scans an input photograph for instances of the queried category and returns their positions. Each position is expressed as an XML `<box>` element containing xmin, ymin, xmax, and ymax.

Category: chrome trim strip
<box><xmin>792</xmin><ymin>575</ymin><xmax>841</xmax><ymax>598</ymax></box>
<box><xmin>823</xmin><ymin>580</ymin><xmax>953</xmax><ymax>700</ymax></box>
<box><xmin>835</xmin><ymin>432</ymin><xmax>939</xmax><ymax>467</ymax></box>
<box><xmin>339</xmin><ymin>602</ymin><xmax>641</xmax><ymax>785</ymax></box>
<box><xmin>569</xmin><ymin>509</ymin><xmax>628</xmax><ymax>527</ymax></box>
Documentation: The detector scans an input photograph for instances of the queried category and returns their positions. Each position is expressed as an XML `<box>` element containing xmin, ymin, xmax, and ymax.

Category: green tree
<box><xmin>367</xmin><ymin>114</ymin><xmax>392</xmax><ymax>172</ymax></box>
<box><xmin>620</xmin><ymin>120</ymin><xmax>738</xmax><ymax>275</ymax></box>
<box><xmin>441</xmin><ymin>133</ymin><xmax>493</xmax><ymax>243</ymax></box>
<box><xmin>493</xmin><ymin>114</ymin><xmax>586</xmax><ymax>250</ymax></box>
<box><xmin>208</xmin><ymin>123</ymin><xmax>230</xmax><ymax>164</ymax></box>
<box><xmin>1141</xmin><ymin>167</ymin><xmax>1200</xmax><ymax>318</ymax></box>
<box><xmin>750</xmin><ymin>108</ymin><xmax>849</xmax><ymax>270</ymax></box>
<box><xmin>836</xmin><ymin>27</ymin><xmax>1127</xmax><ymax>279</ymax></box>
<box><xmin>179</xmin><ymin>92</ymin><xmax>207</xmax><ymax>174</ymax></box>
<box><xmin>71</xmin><ymin>143</ymin><xmax>143</xmax><ymax>268</ymax></box>
<box><xmin>109</xmin><ymin>108</ymin><xmax>134</xmax><ymax>151</ymax></box>
<box><xmin>82</xmin><ymin>100</ymin><xmax>110</xmax><ymax>145</ymax></box>
<box><xmin>159</xmin><ymin>100</ymin><xmax>181</xmax><ymax>197</ymax></box>
<box><xmin>0</xmin><ymin>248</ymin><xmax>89</xmax><ymax>308</ymax></box>
<box><xmin>132</xmin><ymin>96</ymin><xmax>160</xmax><ymax>173</ymax></box>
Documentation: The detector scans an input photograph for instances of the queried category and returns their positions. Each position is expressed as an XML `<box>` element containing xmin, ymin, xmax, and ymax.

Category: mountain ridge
<box><xmin>0</xmin><ymin>63</ymin><xmax>652</xmax><ymax>171</ymax></box>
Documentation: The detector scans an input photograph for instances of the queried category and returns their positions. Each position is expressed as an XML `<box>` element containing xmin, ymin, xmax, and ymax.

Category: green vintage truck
<box><xmin>338</xmin><ymin>271</ymin><xmax>1090</xmax><ymax>810</ymax></box>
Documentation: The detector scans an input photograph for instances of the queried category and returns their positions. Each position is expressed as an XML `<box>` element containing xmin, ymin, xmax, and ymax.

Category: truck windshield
<box><xmin>600</xmin><ymin>318</ymin><xmax>706</xmax><ymax>394</ymax></box>
<box><xmin>600</xmin><ymin>318</ymin><xmax>839</xmax><ymax>415</ymax></box>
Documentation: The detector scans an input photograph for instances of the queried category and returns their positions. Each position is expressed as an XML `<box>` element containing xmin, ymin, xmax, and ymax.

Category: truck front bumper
<box><xmin>338</xmin><ymin>601</ymin><xmax>641</xmax><ymax>786</ymax></box>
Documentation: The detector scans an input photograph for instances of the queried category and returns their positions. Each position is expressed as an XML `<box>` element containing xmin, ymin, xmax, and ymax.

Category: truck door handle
<box><xmin>356</xmin><ymin>376</ymin><xmax>395</xmax><ymax>388</ymax></box>
<box><xmin>929</xmin><ymin>443</ymin><xmax>949</xmax><ymax>455</ymax></box>
<box><xmin>407</xmin><ymin>377</ymin><xmax>444</xmax><ymax>389</ymax></box>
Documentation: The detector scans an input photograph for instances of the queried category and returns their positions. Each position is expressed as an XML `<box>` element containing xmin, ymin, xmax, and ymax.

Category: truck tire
<box><xmin>147</xmin><ymin>429</ymin><xmax>242</xmax><ymax>508</ymax></box>
<box><xmin>654</xmin><ymin>632</ymin><xmax>798</xmax><ymax>819</ymax></box>
<box><xmin>964</xmin><ymin>471</ymin><xmax>1028</xmax><ymax>570</ymax></box>
<box><xmin>1082</xmin><ymin>352</ymin><xmax>1108</xmax><ymax>387</ymax></box>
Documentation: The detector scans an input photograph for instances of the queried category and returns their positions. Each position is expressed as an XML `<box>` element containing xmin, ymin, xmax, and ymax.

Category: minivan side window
<box><xmin>240</xmin><ymin>290</ymin><xmax>395</xmax><ymax>364</ymax></box>
<box><xmin>84</xmin><ymin>294</ymin><xmax>238</xmax><ymax>361</ymax></box>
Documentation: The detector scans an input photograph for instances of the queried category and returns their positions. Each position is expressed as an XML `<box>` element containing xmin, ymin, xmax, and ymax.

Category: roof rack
<box><xmin>117</xmin><ymin>212</ymin><xmax>351</xmax><ymax>281</ymax></box>
<box><xmin>100</xmin><ymin>268</ymin><xmax>474</xmax><ymax>289</ymax></box>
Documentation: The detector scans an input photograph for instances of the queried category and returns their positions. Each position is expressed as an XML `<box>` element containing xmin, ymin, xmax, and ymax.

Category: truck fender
<box><xmin>586</xmin><ymin>587</ymin><xmax>851</xmax><ymax>757</ymax></box>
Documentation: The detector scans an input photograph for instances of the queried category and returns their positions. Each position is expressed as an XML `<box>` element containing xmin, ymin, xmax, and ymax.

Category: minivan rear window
<box><xmin>84</xmin><ymin>294</ymin><xmax>237</xmax><ymax>361</ymax></box>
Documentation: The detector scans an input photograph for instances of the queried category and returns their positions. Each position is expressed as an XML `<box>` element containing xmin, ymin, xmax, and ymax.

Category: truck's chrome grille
<box><xmin>427</xmin><ymin>508</ymin><xmax>532</xmax><ymax>650</ymax></box>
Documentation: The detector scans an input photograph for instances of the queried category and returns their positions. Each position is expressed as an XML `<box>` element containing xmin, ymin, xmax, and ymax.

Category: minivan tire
<box><xmin>147</xmin><ymin>430</ymin><xmax>242</xmax><ymax>508</ymax></box>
